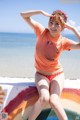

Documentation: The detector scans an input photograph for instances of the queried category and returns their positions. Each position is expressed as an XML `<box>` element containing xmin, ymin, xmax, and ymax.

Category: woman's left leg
<box><xmin>49</xmin><ymin>73</ymin><xmax>68</xmax><ymax>120</ymax></box>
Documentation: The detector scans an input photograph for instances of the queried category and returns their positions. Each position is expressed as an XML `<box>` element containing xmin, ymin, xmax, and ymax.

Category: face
<box><xmin>48</xmin><ymin>17</ymin><xmax>62</xmax><ymax>37</ymax></box>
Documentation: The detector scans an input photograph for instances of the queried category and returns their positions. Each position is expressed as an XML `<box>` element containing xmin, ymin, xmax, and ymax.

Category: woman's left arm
<box><xmin>66</xmin><ymin>25</ymin><xmax>80</xmax><ymax>49</ymax></box>
<box><xmin>62</xmin><ymin>19</ymin><xmax>80</xmax><ymax>49</ymax></box>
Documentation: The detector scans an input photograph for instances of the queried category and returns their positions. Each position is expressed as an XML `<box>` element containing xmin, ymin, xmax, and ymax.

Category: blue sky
<box><xmin>0</xmin><ymin>0</ymin><xmax>80</xmax><ymax>33</ymax></box>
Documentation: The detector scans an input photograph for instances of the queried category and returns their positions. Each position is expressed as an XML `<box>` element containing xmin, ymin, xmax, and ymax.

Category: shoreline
<box><xmin>0</xmin><ymin>76</ymin><xmax>80</xmax><ymax>82</ymax></box>
<box><xmin>0</xmin><ymin>72</ymin><xmax>80</xmax><ymax>79</ymax></box>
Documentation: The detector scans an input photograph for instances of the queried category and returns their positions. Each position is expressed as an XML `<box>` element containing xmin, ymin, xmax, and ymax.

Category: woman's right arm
<box><xmin>20</xmin><ymin>10</ymin><xmax>53</xmax><ymax>29</ymax></box>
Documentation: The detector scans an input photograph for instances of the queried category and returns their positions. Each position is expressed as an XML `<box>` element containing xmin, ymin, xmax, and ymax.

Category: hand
<box><xmin>64</xmin><ymin>23</ymin><xmax>74</xmax><ymax>30</ymax></box>
<box><xmin>59</xmin><ymin>16</ymin><xmax>73</xmax><ymax>30</ymax></box>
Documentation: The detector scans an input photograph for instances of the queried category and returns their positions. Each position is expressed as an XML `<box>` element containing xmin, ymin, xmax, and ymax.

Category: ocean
<box><xmin>0</xmin><ymin>32</ymin><xmax>80</xmax><ymax>79</ymax></box>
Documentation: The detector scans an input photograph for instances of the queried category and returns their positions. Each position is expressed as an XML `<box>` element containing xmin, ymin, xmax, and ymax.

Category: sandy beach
<box><xmin>0</xmin><ymin>57</ymin><xmax>80</xmax><ymax>79</ymax></box>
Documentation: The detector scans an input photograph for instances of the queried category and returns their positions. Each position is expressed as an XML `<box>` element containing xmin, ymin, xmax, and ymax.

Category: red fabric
<box><xmin>37</xmin><ymin>71</ymin><xmax>63</xmax><ymax>81</ymax></box>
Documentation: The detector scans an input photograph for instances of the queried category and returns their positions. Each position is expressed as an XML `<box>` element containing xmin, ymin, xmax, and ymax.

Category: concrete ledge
<box><xmin>0</xmin><ymin>77</ymin><xmax>80</xmax><ymax>120</ymax></box>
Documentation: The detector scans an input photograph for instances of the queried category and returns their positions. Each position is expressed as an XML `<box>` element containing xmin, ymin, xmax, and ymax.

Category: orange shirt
<box><xmin>34</xmin><ymin>22</ymin><xmax>75</xmax><ymax>73</ymax></box>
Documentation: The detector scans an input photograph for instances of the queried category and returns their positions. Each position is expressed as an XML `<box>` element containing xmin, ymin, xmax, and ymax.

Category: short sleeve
<box><xmin>62</xmin><ymin>36</ymin><xmax>76</xmax><ymax>51</ymax></box>
<box><xmin>33</xmin><ymin>22</ymin><xmax>45</xmax><ymax>39</ymax></box>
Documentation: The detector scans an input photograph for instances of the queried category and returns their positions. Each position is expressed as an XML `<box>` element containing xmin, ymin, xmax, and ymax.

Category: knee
<box><xmin>49</xmin><ymin>94</ymin><xmax>59</xmax><ymax>108</ymax></box>
<box><xmin>39</xmin><ymin>95</ymin><xmax>49</xmax><ymax>105</ymax></box>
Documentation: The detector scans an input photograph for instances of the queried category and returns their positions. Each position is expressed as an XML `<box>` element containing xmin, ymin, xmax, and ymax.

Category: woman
<box><xmin>20</xmin><ymin>10</ymin><xmax>80</xmax><ymax>120</ymax></box>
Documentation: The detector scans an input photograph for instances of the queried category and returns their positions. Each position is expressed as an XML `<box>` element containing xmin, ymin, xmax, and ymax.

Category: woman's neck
<box><xmin>50</xmin><ymin>32</ymin><xmax>60</xmax><ymax>38</ymax></box>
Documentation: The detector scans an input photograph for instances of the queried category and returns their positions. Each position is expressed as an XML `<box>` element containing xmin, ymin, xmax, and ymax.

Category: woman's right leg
<box><xmin>28</xmin><ymin>72</ymin><xmax>50</xmax><ymax>120</ymax></box>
